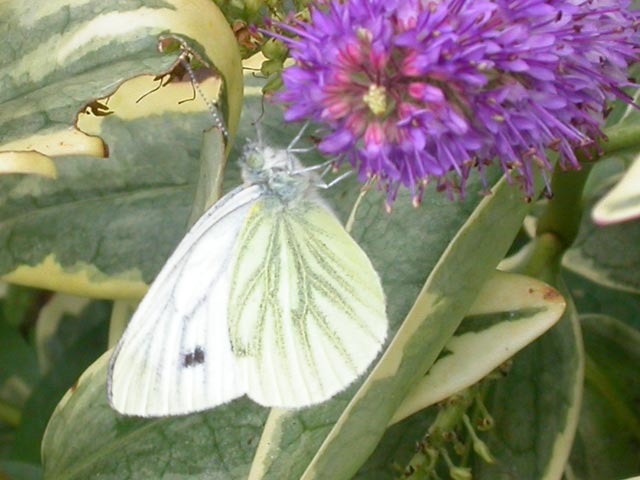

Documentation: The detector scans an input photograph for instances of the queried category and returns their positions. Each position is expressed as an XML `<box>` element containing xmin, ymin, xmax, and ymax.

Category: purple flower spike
<box><xmin>273</xmin><ymin>0</ymin><xmax>640</xmax><ymax>206</ymax></box>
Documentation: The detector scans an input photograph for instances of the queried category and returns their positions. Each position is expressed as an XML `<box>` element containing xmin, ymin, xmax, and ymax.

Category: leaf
<box><xmin>564</xmin><ymin>205</ymin><xmax>640</xmax><ymax>295</ymax></box>
<box><xmin>354</xmin><ymin>408</ymin><xmax>438</xmax><ymax>479</ymax></box>
<box><xmin>564</xmin><ymin>269</ymin><xmax>640</xmax><ymax>331</ymax></box>
<box><xmin>0</xmin><ymin>461</ymin><xmax>42</xmax><ymax>480</ymax></box>
<box><xmin>569</xmin><ymin>315</ymin><xmax>640</xmax><ymax>480</ymax></box>
<box><xmin>41</xmin><ymin>353</ymin><xmax>267</xmax><ymax>480</ymax></box>
<box><xmin>592</xmin><ymin>152</ymin><xmax>640</xmax><ymax>225</ymax></box>
<box><xmin>0</xmin><ymin>0</ymin><xmax>243</xmax><ymax>299</ymax></box>
<box><xmin>470</xmin><ymin>283</ymin><xmax>583</xmax><ymax>480</ymax></box>
<box><xmin>0</xmin><ymin>0</ymin><xmax>242</xmax><ymax>152</ymax></box>
<box><xmin>11</xmin><ymin>301</ymin><xmax>110</xmax><ymax>464</ymax></box>
<box><xmin>0</xmin><ymin>153</ymin><xmax>56</xmax><ymax>180</ymax></box>
<box><xmin>0</xmin><ymin>304</ymin><xmax>40</xmax><ymax>410</ymax></box>
<box><xmin>354</xmin><ymin>271</ymin><xmax>566</xmax><ymax>479</ymax></box>
<box><xmin>34</xmin><ymin>294</ymin><xmax>93</xmax><ymax>374</ymax></box>
<box><xmin>0</xmin><ymin>80</ymin><xmax>218</xmax><ymax>300</ymax></box>
<box><xmin>391</xmin><ymin>270</ymin><xmax>566</xmax><ymax>425</ymax></box>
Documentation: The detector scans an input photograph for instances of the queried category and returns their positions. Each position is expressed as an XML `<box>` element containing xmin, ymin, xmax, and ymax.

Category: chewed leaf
<box><xmin>592</xmin><ymin>153</ymin><xmax>640</xmax><ymax>225</ymax></box>
<box><xmin>0</xmin><ymin>0</ymin><xmax>242</xmax><ymax>158</ymax></box>
<box><xmin>390</xmin><ymin>270</ymin><xmax>566</xmax><ymax>425</ymax></box>
<box><xmin>0</xmin><ymin>0</ymin><xmax>243</xmax><ymax>299</ymax></box>
<box><xmin>0</xmin><ymin>152</ymin><xmax>57</xmax><ymax>178</ymax></box>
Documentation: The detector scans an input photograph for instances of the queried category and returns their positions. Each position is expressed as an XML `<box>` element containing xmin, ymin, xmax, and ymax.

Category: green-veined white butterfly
<box><xmin>107</xmin><ymin>136</ymin><xmax>387</xmax><ymax>417</ymax></box>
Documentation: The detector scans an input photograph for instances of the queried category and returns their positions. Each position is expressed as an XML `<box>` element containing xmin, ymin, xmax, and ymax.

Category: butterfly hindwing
<box><xmin>227</xmin><ymin>197</ymin><xmax>387</xmax><ymax>407</ymax></box>
<box><xmin>108</xmin><ymin>186</ymin><xmax>261</xmax><ymax>416</ymax></box>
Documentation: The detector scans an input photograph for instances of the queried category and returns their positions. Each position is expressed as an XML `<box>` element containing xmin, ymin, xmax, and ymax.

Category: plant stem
<box><xmin>535</xmin><ymin>119</ymin><xmax>639</xmax><ymax>250</ymax></box>
<box><xmin>536</xmin><ymin>163</ymin><xmax>593</xmax><ymax>249</ymax></box>
<box><xmin>108</xmin><ymin>301</ymin><xmax>136</xmax><ymax>348</ymax></box>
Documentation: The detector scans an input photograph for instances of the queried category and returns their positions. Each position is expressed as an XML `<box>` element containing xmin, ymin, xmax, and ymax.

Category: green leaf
<box><xmin>564</xmin><ymin>269</ymin><xmax>640</xmax><ymax>331</ymax></box>
<box><xmin>592</xmin><ymin>152</ymin><xmax>640</xmax><ymax>225</ymax></box>
<box><xmin>354</xmin><ymin>408</ymin><xmax>438</xmax><ymax>479</ymax></box>
<box><xmin>41</xmin><ymin>353</ymin><xmax>267</xmax><ymax>480</ymax></box>
<box><xmin>569</xmin><ymin>315</ymin><xmax>640</xmax><ymax>480</ymax></box>
<box><xmin>0</xmin><ymin>299</ymin><xmax>40</xmax><ymax>413</ymax></box>
<box><xmin>11</xmin><ymin>301</ymin><xmax>110</xmax><ymax>464</ymax></box>
<box><xmin>0</xmin><ymin>0</ymin><xmax>242</xmax><ymax>299</ymax></box>
<box><xmin>0</xmin><ymin>461</ymin><xmax>42</xmax><ymax>480</ymax></box>
<box><xmin>564</xmin><ymin>203</ymin><xmax>640</xmax><ymax>294</ymax></box>
<box><xmin>391</xmin><ymin>270</ymin><xmax>566</xmax><ymax>424</ymax></box>
<box><xmin>0</xmin><ymin>86</ymin><xmax>219</xmax><ymax>299</ymax></box>
<box><xmin>34</xmin><ymin>294</ymin><xmax>93</xmax><ymax>374</ymax></box>
<box><xmin>470</xmin><ymin>283</ymin><xmax>583</xmax><ymax>480</ymax></box>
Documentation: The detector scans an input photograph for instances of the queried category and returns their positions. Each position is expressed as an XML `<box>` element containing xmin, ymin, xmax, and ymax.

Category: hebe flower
<box><xmin>273</xmin><ymin>0</ymin><xmax>640</xmax><ymax>205</ymax></box>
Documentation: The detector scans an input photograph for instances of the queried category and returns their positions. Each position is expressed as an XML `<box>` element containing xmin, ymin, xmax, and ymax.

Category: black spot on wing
<box><xmin>182</xmin><ymin>346</ymin><xmax>206</xmax><ymax>368</ymax></box>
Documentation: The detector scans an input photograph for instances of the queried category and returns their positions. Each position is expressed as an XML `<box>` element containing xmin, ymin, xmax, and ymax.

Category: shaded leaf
<box><xmin>471</xmin><ymin>283</ymin><xmax>583</xmax><ymax>480</ymax></box>
<box><xmin>0</xmin><ymin>81</ymin><xmax>220</xmax><ymax>299</ymax></box>
<box><xmin>11</xmin><ymin>301</ymin><xmax>110</xmax><ymax>463</ymax></box>
<box><xmin>564</xmin><ymin>210</ymin><xmax>640</xmax><ymax>294</ymax></box>
<box><xmin>565</xmin><ymin>269</ymin><xmax>640</xmax><ymax>331</ymax></box>
<box><xmin>569</xmin><ymin>314</ymin><xmax>640</xmax><ymax>480</ymax></box>
<box><xmin>0</xmin><ymin>461</ymin><xmax>42</xmax><ymax>480</ymax></box>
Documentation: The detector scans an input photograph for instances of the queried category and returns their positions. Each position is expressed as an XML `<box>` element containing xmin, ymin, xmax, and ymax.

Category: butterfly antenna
<box><xmin>179</xmin><ymin>56</ymin><xmax>229</xmax><ymax>140</ymax></box>
<box><xmin>316</xmin><ymin>170</ymin><xmax>353</xmax><ymax>189</ymax></box>
<box><xmin>255</xmin><ymin>121</ymin><xmax>264</xmax><ymax>145</ymax></box>
<box><xmin>294</xmin><ymin>159</ymin><xmax>333</xmax><ymax>175</ymax></box>
<box><xmin>287</xmin><ymin>121</ymin><xmax>309</xmax><ymax>151</ymax></box>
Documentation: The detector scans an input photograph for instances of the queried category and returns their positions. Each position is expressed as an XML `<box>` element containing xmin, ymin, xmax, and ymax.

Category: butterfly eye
<box><xmin>245</xmin><ymin>150</ymin><xmax>265</xmax><ymax>170</ymax></box>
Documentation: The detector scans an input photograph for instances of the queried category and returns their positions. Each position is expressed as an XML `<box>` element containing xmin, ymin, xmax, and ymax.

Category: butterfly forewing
<box><xmin>227</xmin><ymin>198</ymin><xmax>387</xmax><ymax>407</ymax></box>
<box><xmin>108</xmin><ymin>186</ymin><xmax>261</xmax><ymax>416</ymax></box>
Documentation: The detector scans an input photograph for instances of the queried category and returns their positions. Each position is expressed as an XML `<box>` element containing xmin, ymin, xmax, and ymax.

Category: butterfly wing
<box><xmin>108</xmin><ymin>185</ymin><xmax>261</xmax><ymax>416</ymax></box>
<box><xmin>227</xmin><ymin>198</ymin><xmax>387</xmax><ymax>407</ymax></box>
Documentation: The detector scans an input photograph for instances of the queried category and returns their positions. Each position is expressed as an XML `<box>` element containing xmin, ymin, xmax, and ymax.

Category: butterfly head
<box><xmin>241</xmin><ymin>142</ymin><xmax>311</xmax><ymax>203</ymax></box>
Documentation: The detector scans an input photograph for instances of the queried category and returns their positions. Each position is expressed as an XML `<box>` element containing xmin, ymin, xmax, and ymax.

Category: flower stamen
<box><xmin>363</xmin><ymin>84</ymin><xmax>388</xmax><ymax>117</ymax></box>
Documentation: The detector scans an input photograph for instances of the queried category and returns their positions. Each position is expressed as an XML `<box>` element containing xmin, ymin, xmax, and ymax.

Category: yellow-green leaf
<box><xmin>391</xmin><ymin>271</ymin><xmax>566</xmax><ymax>425</ymax></box>
<box><xmin>592</xmin><ymin>153</ymin><xmax>640</xmax><ymax>225</ymax></box>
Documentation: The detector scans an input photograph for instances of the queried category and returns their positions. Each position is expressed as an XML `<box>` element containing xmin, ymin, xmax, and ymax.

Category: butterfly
<box><xmin>107</xmin><ymin>135</ymin><xmax>387</xmax><ymax>416</ymax></box>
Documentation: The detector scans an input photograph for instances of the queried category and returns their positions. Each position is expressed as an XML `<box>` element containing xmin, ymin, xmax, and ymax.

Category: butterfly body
<box><xmin>108</xmin><ymin>142</ymin><xmax>387</xmax><ymax>416</ymax></box>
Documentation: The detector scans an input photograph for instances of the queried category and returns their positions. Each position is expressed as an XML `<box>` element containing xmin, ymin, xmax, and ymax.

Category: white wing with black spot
<box><xmin>107</xmin><ymin>185</ymin><xmax>261</xmax><ymax>417</ymax></box>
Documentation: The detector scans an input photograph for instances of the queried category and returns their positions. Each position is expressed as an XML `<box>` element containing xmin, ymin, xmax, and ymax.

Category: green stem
<box><xmin>0</xmin><ymin>399</ymin><xmax>21</xmax><ymax>427</ymax></box>
<box><xmin>536</xmin><ymin>163</ymin><xmax>593</xmax><ymax>249</ymax></box>
<box><xmin>108</xmin><ymin>301</ymin><xmax>136</xmax><ymax>348</ymax></box>
<box><xmin>505</xmin><ymin>233</ymin><xmax>564</xmax><ymax>285</ymax></box>
<box><xmin>187</xmin><ymin>127</ymin><xmax>227</xmax><ymax>228</ymax></box>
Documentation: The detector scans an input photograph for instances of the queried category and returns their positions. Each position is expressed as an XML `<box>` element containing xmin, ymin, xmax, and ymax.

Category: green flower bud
<box><xmin>449</xmin><ymin>465</ymin><xmax>472</xmax><ymax>480</ymax></box>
